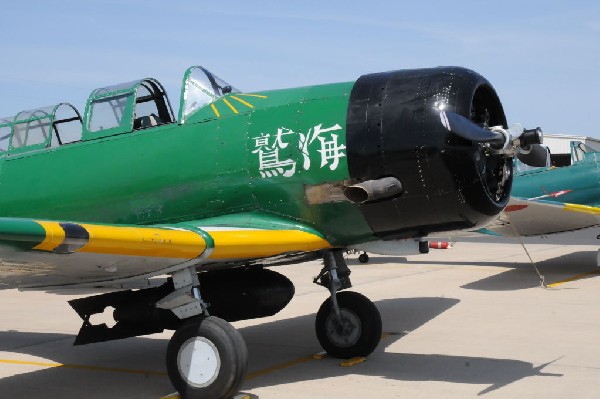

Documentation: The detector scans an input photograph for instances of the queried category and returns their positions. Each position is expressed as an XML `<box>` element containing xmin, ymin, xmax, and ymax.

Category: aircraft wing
<box><xmin>484</xmin><ymin>197</ymin><xmax>600</xmax><ymax>237</ymax></box>
<box><xmin>0</xmin><ymin>213</ymin><xmax>331</xmax><ymax>289</ymax></box>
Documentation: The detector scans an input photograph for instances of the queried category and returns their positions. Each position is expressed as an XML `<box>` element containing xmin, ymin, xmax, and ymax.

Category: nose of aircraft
<box><xmin>345</xmin><ymin>67</ymin><xmax>510</xmax><ymax>239</ymax></box>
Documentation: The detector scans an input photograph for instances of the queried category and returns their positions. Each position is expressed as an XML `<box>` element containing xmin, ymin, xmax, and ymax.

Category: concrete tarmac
<box><xmin>1</xmin><ymin>239</ymin><xmax>600</xmax><ymax>398</ymax></box>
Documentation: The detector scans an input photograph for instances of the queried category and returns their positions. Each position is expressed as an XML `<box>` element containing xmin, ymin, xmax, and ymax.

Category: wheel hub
<box><xmin>177</xmin><ymin>337</ymin><xmax>221</xmax><ymax>387</ymax></box>
<box><xmin>326</xmin><ymin>308</ymin><xmax>361</xmax><ymax>347</ymax></box>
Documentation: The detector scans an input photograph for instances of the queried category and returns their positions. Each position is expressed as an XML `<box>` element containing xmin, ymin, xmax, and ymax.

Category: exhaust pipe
<box><xmin>344</xmin><ymin>177</ymin><xmax>403</xmax><ymax>203</ymax></box>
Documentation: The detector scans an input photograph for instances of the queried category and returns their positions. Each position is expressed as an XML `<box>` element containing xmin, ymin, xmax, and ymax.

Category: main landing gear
<box><xmin>70</xmin><ymin>252</ymin><xmax>382</xmax><ymax>399</ymax></box>
<box><xmin>313</xmin><ymin>250</ymin><xmax>382</xmax><ymax>359</ymax></box>
<box><xmin>165</xmin><ymin>251</ymin><xmax>382</xmax><ymax>398</ymax></box>
<box><xmin>160</xmin><ymin>268</ymin><xmax>247</xmax><ymax>399</ymax></box>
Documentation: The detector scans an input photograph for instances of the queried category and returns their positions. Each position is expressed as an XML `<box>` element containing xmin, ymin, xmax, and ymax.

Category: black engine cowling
<box><xmin>346</xmin><ymin>67</ymin><xmax>510</xmax><ymax>239</ymax></box>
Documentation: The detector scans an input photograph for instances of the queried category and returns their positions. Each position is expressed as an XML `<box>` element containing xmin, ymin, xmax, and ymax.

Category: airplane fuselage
<box><xmin>0</xmin><ymin>67</ymin><xmax>511</xmax><ymax>248</ymax></box>
<box><xmin>0</xmin><ymin>82</ymin><xmax>376</xmax><ymax>246</ymax></box>
<box><xmin>513</xmin><ymin>152</ymin><xmax>600</xmax><ymax>207</ymax></box>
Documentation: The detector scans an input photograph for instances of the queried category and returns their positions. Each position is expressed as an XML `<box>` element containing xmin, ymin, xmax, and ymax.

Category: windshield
<box><xmin>180</xmin><ymin>66</ymin><xmax>239</xmax><ymax>123</ymax></box>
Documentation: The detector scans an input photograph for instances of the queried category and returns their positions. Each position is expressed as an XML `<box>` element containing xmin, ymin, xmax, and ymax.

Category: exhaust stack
<box><xmin>344</xmin><ymin>177</ymin><xmax>403</xmax><ymax>203</ymax></box>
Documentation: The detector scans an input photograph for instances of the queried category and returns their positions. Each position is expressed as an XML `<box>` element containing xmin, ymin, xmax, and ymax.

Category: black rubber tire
<box><xmin>166</xmin><ymin>316</ymin><xmax>247</xmax><ymax>399</ymax></box>
<box><xmin>315</xmin><ymin>291</ymin><xmax>382</xmax><ymax>359</ymax></box>
<box><xmin>358</xmin><ymin>253</ymin><xmax>369</xmax><ymax>263</ymax></box>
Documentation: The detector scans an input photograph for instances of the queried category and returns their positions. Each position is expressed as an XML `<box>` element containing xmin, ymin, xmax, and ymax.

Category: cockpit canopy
<box><xmin>0</xmin><ymin>103</ymin><xmax>82</xmax><ymax>154</ymax></box>
<box><xmin>0</xmin><ymin>66</ymin><xmax>240</xmax><ymax>155</ymax></box>
<box><xmin>83</xmin><ymin>78</ymin><xmax>174</xmax><ymax>140</ymax></box>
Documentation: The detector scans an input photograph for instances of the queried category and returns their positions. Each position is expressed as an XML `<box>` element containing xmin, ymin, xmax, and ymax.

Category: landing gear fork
<box><xmin>314</xmin><ymin>250</ymin><xmax>382</xmax><ymax>359</ymax></box>
<box><xmin>314</xmin><ymin>250</ymin><xmax>352</xmax><ymax>319</ymax></box>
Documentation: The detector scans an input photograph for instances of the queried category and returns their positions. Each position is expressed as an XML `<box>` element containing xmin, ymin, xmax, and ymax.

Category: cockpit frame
<box><xmin>0</xmin><ymin>65</ymin><xmax>239</xmax><ymax>156</ymax></box>
<box><xmin>0</xmin><ymin>103</ymin><xmax>83</xmax><ymax>155</ymax></box>
<box><xmin>82</xmin><ymin>78</ymin><xmax>174</xmax><ymax>140</ymax></box>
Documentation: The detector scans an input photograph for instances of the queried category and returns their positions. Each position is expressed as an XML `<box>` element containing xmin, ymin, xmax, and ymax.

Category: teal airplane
<box><xmin>491</xmin><ymin>141</ymin><xmax>600</xmax><ymax>242</ymax></box>
<box><xmin>0</xmin><ymin>65</ymin><xmax>550</xmax><ymax>398</ymax></box>
<box><xmin>513</xmin><ymin>141</ymin><xmax>600</xmax><ymax>207</ymax></box>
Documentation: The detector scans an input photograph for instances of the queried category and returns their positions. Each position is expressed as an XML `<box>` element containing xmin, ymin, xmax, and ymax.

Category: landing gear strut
<box><xmin>314</xmin><ymin>250</ymin><xmax>382</xmax><ymax>358</ymax></box>
<box><xmin>163</xmin><ymin>267</ymin><xmax>248</xmax><ymax>399</ymax></box>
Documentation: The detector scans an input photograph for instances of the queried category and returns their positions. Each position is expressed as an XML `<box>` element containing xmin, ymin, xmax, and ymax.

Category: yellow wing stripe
<box><xmin>34</xmin><ymin>221</ymin><xmax>206</xmax><ymax>258</ymax></box>
<box><xmin>564</xmin><ymin>203</ymin><xmax>600</xmax><ymax>215</ymax></box>
<box><xmin>208</xmin><ymin>229</ymin><xmax>331</xmax><ymax>259</ymax></box>
<box><xmin>78</xmin><ymin>224</ymin><xmax>206</xmax><ymax>258</ymax></box>
<box><xmin>33</xmin><ymin>222</ymin><xmax>329</xmax><ymax>261</ymax></box>
<box><xmin>34</xmin><ymin>221</ymin><xmax>66</xmax><ymax>251</ymax></box>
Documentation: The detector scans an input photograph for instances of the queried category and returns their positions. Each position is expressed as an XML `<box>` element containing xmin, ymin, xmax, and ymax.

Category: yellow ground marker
<box><xmin>340</xmin><ymin>357</ymin><xmax>367</xmax><ymax>367</ymax></box>
<box><xmin>161</xmin><ymin>393</ymin><xmax>253</xmax><ymax>399</ymax></box>
<box><xmin>2</xmin><ymin>333</ymin><xmax>393</xmax><ymax>398</ymax></box>
<box><xmin>313</xmin><ymin>351</ymin><xmax>369</xmax><ymax>366</ymax></box>
<box><xmin>0</xmin><ymin>359</ymin><xmax>167</xmax><ymax>376</ymax></box>
<box><xmin>547</xmin><ymin>271</ymin><xmax>600</xmax><ymax>288</ymax></box>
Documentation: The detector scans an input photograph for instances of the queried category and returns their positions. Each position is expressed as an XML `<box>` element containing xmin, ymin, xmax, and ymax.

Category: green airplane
<box><xmin>0</xmin><ymin>65</ymin><xmax>546</xmax><ymax>398</ymax></box>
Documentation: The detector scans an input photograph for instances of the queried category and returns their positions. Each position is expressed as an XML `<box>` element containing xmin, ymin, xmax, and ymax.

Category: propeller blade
<box><xmin>517</xmin><ymin>144</ymin><xmax>549</xmax><ymax>167</ymax></box>
<box><xmin>440</xmin><ymin>111</ymin><xmax>505</xmax><ymax>146</ymax></box>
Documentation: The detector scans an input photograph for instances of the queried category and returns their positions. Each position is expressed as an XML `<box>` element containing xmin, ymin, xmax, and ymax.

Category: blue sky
<box><xmin>0</xmin><ymin>1</ymin><xmax>599</xmax><ymax>137</ymax></box>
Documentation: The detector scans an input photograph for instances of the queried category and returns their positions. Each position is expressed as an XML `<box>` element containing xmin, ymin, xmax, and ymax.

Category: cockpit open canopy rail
<box><xmin>0</xmin><ymin>66</ymin><xmax>238</xmax><ymax>155</ymax></box>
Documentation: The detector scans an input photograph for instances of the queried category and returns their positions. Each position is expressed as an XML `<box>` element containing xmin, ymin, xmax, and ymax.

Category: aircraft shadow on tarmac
<box><xmin>351</xmin><ymin>251</ymin><xmax>600</xmax><ymax>291</ymax></box>
<box><xmin>0</xmin><ymin>297</ymin><xmax>561</xmax><ymax>397</ymax></box>
<box><xmin>460</xmin><ymin>250</ymin><xmax>600</xmax><ymax>291</ymax></box>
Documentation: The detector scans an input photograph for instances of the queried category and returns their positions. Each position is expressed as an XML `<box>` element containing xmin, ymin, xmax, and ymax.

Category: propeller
<box><xmin>440</xmin><ymin>111</ymin><xmax>505</xmax><ymax>147</ymax></box>
<box><xmin>440</xmin><ymin>111</ymin><xmax>546</xmax><ymax>167</ymax></box>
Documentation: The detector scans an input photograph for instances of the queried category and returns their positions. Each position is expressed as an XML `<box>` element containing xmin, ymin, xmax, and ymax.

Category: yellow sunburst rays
<box><xmin>210</xmin><ymin>93</ymin><xmax>268</xmax><ymax>118</ymax></box>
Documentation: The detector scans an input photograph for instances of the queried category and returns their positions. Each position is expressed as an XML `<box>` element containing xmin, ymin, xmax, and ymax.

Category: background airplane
<box><xmin>513</xmin><ymin>140</ymin><xmax>600</xmax><ymax>207</ymax></box>
<box><xmin>357</xmin><ymin>139</ymin><xmax>600</xmax><ymax>263</ymax></box>
<box><xmin>0</xmin><ymin>65</ymin><xmax>543</xmax><ymax>398</ymax></box>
